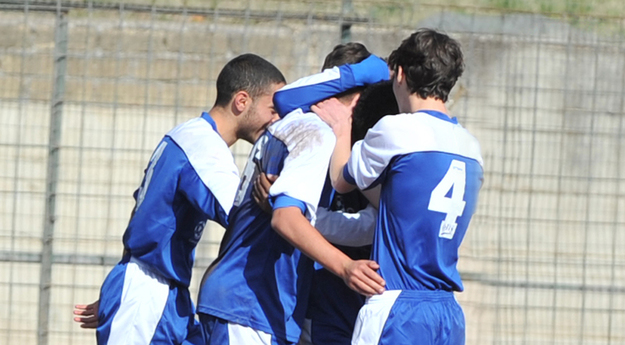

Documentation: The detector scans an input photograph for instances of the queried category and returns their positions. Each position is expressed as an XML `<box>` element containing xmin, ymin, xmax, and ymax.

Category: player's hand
<box><xmin>73</xmin><ymin>300</ymin><xmax>99</xmax><ymax>329</ymax></box>
<box><xmin>253</xmin><ymin>173</ymin><xmax>277</xmax><ymax>215</ymax></box>
<box><xmin>341</xmin><ymin>259</ymin><xmax>385</xmax><ymax>297</ymax></box>
<box><xmin>312</xmin><ymin>95</ymin><xmax>359</xmax><ymax>137</ymax></box>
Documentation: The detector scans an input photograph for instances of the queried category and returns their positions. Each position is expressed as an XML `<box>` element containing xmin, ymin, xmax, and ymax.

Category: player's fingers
<box><xmin>349</xmin><ymin>277</ymin><xmax>379</xmax><ymax>297</ymax></box>
<box><xmin>73</xmin><ymin>309</ymin><xmax>94</xmax><ymax>316</ymax></box>
<box><xmin>353</xmin><ymin>261</ymin><xmax>385</xmax><ymax>293</ymax></box>
<box><xmin>252</xmin><ymin>186</ymin><xmax>263</xmax><ymax>206</ymax></box>
<box><xmin>79</xmin><ymin>319</ymin><xmax>98</xmax><ymax>329</ymax></box>
<box><xmin>257</xmin><ymin>173</ymin><xmax>272</xmax><ymax>194</ymax></box>
<box><xmin>356</xmin><ymin>272</ymin><xmax>385</xmax><ymax>295</ymax></box>
<box><xmin>349</xmin><ymin>93</ymin><xmax>361</xmax><ymax>109</ymax></box>
<box><xmin>252</xmin><ymin>178</ymin><xmax>262</xmax><ymax>197</ymax></box>
<box><xmin>363</xmin><ymin>261</ymin><xmax>385</xmax><ymax>286</ymax></box>
<box><xmin>266</xmin><ymin>174</ymin><xmax>278</xmax><ymax>183</ymax></box>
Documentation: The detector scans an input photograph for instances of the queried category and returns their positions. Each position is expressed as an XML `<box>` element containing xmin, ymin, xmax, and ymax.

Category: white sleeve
<box><xmin>346</xmin><ymin>115</ymin><xmax>399</xmax><ymax>190</ymax></box>
<box><xmin>314</xmin><ymin>204</ymin><xmax>377</xmax><ymax>247</ymax></box>
<box><xmin>268</xmin><ymin>113</ymin><xmax>336</xmax><ymax>224</ymax></box>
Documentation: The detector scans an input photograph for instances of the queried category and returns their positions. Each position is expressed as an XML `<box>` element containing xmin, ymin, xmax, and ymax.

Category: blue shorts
<box><xmin>96</xmin><ymin>257</ymin><xmax>202</xmax><ymax>345</ymax></box>
<box><xmin>352</xmin><ymin>290</ymin><xmax>465</xmax><ymax>345</ymax></box>
<box><xmin>198</xmin><ymin>313</ymin><xmax>293</xmax><ymax>345</ymax></box>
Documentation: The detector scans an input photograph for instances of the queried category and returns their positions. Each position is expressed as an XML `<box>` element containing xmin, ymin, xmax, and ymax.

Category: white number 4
<box><xmin>428</xmin><ymin>160</ymin><xmax>467</xmax><ymax>240</ymax></box>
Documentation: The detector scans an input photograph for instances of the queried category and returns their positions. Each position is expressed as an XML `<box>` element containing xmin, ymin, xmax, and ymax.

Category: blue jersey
<box><xmin>197</xmin><ymin>110</ymin><xmax>336</xmax><ymax>343</ymax></box>
<box><xmin>344</xmin><ymin>110</ymin><xmax>484</xmax><ymax>291</ymax></box>
<box><xmin>197</xmin><ymin>55</ymin><xmax>389</xmax><ymax>343</ymax></box>
<box><xmin>122</xmin><ymin>112</ymin><xmax>240</xmax><ymax>287</ymax></box>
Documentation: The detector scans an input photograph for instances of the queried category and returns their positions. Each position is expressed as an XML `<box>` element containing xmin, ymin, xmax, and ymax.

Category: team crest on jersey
<box><xmin>194</xmin><ymin>220</ymin><xmax>207</xmax><ymax>241</ymax></box>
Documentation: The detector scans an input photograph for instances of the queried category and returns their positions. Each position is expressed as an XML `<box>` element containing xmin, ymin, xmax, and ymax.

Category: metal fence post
<box><xmin>340</xmin><ymin>0</ymin><xmax>352</xmax><ymax>43</ymax></box>
<box><xmin>38</xmin><ymin>9</ymin><xmax>67</xmax><ymax>345</ymax></box>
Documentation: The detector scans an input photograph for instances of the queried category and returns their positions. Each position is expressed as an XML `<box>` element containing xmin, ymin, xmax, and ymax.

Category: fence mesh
<box><xmin>0</xmin><ymin>1</ymin><xmax>624</xmax><ymax>344</ymax></box>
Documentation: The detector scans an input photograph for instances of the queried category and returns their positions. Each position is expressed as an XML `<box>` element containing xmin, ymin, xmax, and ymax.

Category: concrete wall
<box><xmin>1</xmin><ymin>8</ymin><xmax>624</xmax><ymax>345</ymax></box>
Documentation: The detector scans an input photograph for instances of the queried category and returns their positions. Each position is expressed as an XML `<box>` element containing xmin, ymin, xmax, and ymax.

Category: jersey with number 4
<box><xmin>122</xmin><ymin>112</ymin><xmax>240</xmax><ymax>287</ymax></box>
<box><xmin>344</xmin><ymin>110</ymin><xmax>483</xmax><ymax>292</ymax></box>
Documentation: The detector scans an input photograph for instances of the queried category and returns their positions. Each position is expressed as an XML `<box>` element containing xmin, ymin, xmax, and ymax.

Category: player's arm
<box><xmin>313</xmin><ymin>99</ymin><xmax>394</xmax><ymax>198</ymax></box>
<box><xmin>73</xmin><ymin>300</ymin><xmax>99</xmax><ymax>329</ymax></box>
<box><xmin>273</xmin><ymin>55</ymin><xmax>389</xmax><ymax>117</ymax></box>
<box><xmin>311</xmin><ymin>97</ymin><xmax>357</xmax><ymax>194</ymax></box>
<box><xmin>271</xmin><ymin>206</ymin><xmax>384</xmax><ymax>296</ymax></box>
<box><xmin>267</xmin><ymin>116</ymin><xmax>384</xmax><ymax>296</ymax></box>
<box><xmin>314</xmin><ymin>204</ymin><xmax>376</xmax><ymax>247</ymax></box>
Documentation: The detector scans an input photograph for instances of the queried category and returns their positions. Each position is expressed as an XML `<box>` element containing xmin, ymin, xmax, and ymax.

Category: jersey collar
<box><xmin>201</xmin><ymin>112</ymin><xmax>219</xmax><ymax>132</ymax></box>
<box><xmin>418</xmin><ymin>110</ymin><xmax>458</xmax><ymax>124</ymax></box>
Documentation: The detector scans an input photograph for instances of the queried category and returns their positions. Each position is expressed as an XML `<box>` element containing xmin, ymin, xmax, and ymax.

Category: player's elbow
<box><xmin>271</xmin><ymin>207</ymin><xmax>294</xmax><ymax>235</ymax></box>
<box><xmin>332</xmin><ymin>177</ymin><xmax>356</xmax><ymax>194</ymax></box>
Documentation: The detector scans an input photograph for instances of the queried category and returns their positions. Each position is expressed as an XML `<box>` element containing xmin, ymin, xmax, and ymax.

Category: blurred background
<box><xmin>0</xmin><ymin>0</ymin><xmax>624</xmax><ymax>344</ymax></box>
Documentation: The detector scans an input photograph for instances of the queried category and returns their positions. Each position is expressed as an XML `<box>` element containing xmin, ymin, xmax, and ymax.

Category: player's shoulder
<box><xmin>367</xmin><ymin>112</ymin><xmax>424</xmax><ymax>142</ymax></box>
<box><xmin>268</xmin><ymin>109</ymin><xmax>335</xmax><ymax>148</ymax></box>
<box><xmin>167</xmin><ymin>117</ymin><xmax>231</xmax><ymax>158</ymax></box>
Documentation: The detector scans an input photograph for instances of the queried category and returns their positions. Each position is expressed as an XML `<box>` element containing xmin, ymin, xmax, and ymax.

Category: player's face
<box><xmin>242</xmin><ymin>82</ymin><xmax>284</xmax><ymax>143</ymax></box>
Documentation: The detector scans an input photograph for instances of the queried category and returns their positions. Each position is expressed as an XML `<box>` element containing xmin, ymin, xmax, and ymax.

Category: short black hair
<box><xmin>321</xmin><ymin>42</ymin><xmax>371</xmax><ymax>100</ymax></box>
<box><xmin>214</xmin><ymin>54</ymin><xmax>286</xmax><ymax>107</ymax></box>
<box><xmin>322</xmin><ymin>42</ymin><xmax>371</xmax><ymax>70</ymax></box>
<box><xmin>387</xmin><ymin>29</ymin><xmax>464</xmax><ymax>102</ymax></box>
<box><xmin>351</xmin><ymin>81</ymin><xmax>398</xmax><ymax>144</ymax></box>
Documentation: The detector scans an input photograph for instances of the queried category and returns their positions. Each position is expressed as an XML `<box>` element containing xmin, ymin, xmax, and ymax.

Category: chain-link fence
<box><xmin>0</xmin><ymin>0</ymin><xmax>623</xmax><ymax>344</ymax></box>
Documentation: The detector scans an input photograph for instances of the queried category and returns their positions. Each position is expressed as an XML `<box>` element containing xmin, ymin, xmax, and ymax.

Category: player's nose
<box><xmin>270</xmin><ymin>112</ymin><xmax>280</xmax><ymax>124</ymax></box>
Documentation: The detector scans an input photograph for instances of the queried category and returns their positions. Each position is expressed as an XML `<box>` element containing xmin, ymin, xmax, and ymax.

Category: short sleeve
<box><xmin>268</xmin><ymin>114</ymin><xmax>337</xmax><ymax>223</ymax></box>
<box><xmin>347</xmin><ymin>115</ymin><xmax>400</xmax><ymax>190</ymax></box>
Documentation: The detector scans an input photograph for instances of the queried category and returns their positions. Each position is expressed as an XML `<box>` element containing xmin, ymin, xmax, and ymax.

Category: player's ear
<box><xmin>232</xmin><ymin>90</ymin><xmax>251</xmax><ymax>115</ymax></box>
<box><xmin>395</xmin><ymin>66</ymin><xmax>404</xmax><ymax>85</ymax></box>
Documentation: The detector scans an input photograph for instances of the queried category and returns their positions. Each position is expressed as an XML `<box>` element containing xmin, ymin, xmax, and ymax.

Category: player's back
<box><xmin>363</xmin><ymin>110</ymin><xmax>483</xmax><ymax>292</ymax></box>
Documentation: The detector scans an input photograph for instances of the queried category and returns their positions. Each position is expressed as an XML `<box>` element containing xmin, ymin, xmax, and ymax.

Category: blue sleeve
<box><xmin>273</xmin><ymin>54</ymin><xmax>390</xmax><ymax>117</ymax></box>
<box><xmin>178</xmin><ymin>162</ymin><xmax>229</xmax><ymax>228</ymax></box>
<box><xmin>272</xmin><ymin>194</ymin><xmax>307</xmax><ymax>214</ymax></box>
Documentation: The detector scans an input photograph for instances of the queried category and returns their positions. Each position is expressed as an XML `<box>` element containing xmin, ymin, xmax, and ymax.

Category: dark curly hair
<box><xmin>387</xmin><ymin>29</ymin><xmax>464</xmax><ymax>102</ymax></box>
<box><xmin>351</xmin><ymin>81</ymin><xmax>398</xmax><ymax>145</ymax></box>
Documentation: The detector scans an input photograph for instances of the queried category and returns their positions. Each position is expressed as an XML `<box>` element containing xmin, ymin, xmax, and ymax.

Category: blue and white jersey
<box><xmin>344</xmin><ymin>110</ymin><xmax>484</xmax><ymax>292</ymax></box>
<box><xmin>273</xmin><ymin>54</ymin><xmax>390</xmax><ymax>118</ymax></box>
<box><xmin>122</xmin><ymin>112</ymin><xmax>239</xmax><ymax>287</ymax></box>
<box><xmin>197</xmin><ymin>110</ymin><xmax>336</xmax><ymax>344</ymax></box>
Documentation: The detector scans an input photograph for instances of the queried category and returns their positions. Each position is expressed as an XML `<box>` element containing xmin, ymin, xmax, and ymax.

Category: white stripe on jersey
<box><xmin>351</xmin><ymin>290</ymin><xmax>402</xmax><ymax>345</ymax></box>
<box><xmin>167</xmin><ymin>117</ymin><xmax>240</xmax><ymax>215</ymax></box>
<box><xmin>348</xmin><ymin>112</ymin><xmax>483</xmax><ymax>190</ymax></box>
<box><xmin>227</xmin><ymin>321</ymin><xmax>273</xmax><ymax>345</ymax></box>
<box><xmin>276</xmin><ymin>66</ymin><xmax>341</xmax><ymax>92</ymax></box>
<box><xmin>267</xmin><ymin>110</ymin><xmax>336</xmax><ymax>224</ymax></box>
<box><xmin>108</xmin><ymin>258</ymin><xmax>170</xmax><ymax>345</ymax></box>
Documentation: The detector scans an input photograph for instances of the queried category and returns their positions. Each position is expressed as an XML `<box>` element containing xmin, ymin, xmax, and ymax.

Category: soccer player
<box><xmin>80</xmin><ymin>54</ymin><xmax>286</xmax><ymax>345</ymax></box>
<box><xmin>196</xmin><ymin>47</ymin><xmax>390</xmax><ymax>345</ymax></box>
<box><xmin>315</xmin><ymin>29</ymin><xmax>484</xmax><ymax>345</ymax></box>
<box><xmin>301</xmin><ymin>80</ymin><xmax>398</xmax><ymax>345</ymax></box>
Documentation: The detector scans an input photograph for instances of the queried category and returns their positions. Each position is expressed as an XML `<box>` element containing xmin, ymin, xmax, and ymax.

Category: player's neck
<box><xmin>402</xmin><ymin>95</ymin><xmax>449</xmax><ymax>118</ymax></box>
<box><xmin>206</xmin><ymin>106</ymin><xmax>238</xmax><ymax>147</ymax></box>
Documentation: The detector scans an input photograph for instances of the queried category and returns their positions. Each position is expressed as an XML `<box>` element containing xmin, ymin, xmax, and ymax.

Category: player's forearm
<box><xmin>315</xmin><ymin>205</ymin><xmax>376</xmax><ymax>247</ymax></box>
<box><xmin>271</xmin><ymin>207</ymin><xmax>352</xmax><ymax>276</ymax></box>
<box><xmin>329</xmin><ymin>131</ymin><xmax>355</xmax><ymax>194</ymax></box>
